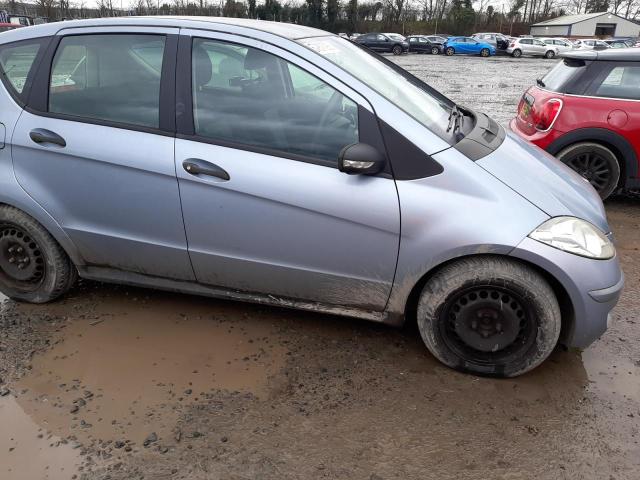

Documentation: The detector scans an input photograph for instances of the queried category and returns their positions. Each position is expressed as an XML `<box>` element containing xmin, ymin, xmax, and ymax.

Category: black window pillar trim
<box><xmin>25</xmin><ymin>32</ymin><xmax>179</xmax><ymax>137</ymax></box>
<box><xmin>175</xmin><ymin>34</ymin><xmax>194</xmax><ymax>136</ymax></box>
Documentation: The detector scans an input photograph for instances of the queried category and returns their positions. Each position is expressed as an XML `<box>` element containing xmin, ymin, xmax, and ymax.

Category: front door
<box><xmin>11</xmin><ymin>28</ymin><xmax>194</xmax><ymax>280</ymax></box>
<box><xmin>174</xmin><ymin>33</ymin><xmax>400</xmax><ymax>310</ymax></box>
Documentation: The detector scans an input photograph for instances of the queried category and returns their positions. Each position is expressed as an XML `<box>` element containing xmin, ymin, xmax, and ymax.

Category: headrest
<box><xmin>193</xmin><ymin>45</ymin><xmax>212</xmax><ymax>89</ymax></box>
<box><xmin>244</xmin><ymin>48</ymin><xmax>276</xmax><ymax>71</ymax></box>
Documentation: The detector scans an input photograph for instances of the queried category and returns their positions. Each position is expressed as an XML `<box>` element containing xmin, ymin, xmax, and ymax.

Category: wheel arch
<box><xmin>546</xmin><ymin>128</ymin><xmax>638</xmax><ymax>190</ymax></box>
<box><xmin>0</xmin><ymin>199</ymin><xmax>84</xmax><ymax>267</ymax></box>
<box><xmin>402</xmin><ymin>253</ymin><xmax>575</xmax><ymax>347</ymax></box>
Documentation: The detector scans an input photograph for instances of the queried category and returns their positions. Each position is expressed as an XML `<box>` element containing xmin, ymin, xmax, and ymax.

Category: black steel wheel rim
<box><xmin>565</xmin><ymin>151</ymin><xmax>613</xmax><ymax>192</ymax></box>
<box><xmin>0</xmin><ymin>223</ymin><xmax>45</xmax><ymax>290</ymax></box>
<box><xmin>438</xmin><ymin>285</ymin><xmax>537</xmax><ymax>365</ymax></box>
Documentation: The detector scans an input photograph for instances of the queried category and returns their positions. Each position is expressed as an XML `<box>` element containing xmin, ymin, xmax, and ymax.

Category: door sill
<box><xmin>77</xmin><ymin>265</ymin><xmax>391</xmax><ymax>324</ymax></box>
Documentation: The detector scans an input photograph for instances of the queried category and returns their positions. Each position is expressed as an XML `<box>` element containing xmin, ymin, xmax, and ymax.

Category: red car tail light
<box><xmin>533</xmin><ymin>98</ymin><xmax>562</xmax><ymax>131</ymax></box>
<box><xmin>510</xmin><ymin>42</ymin><xmax>515</xmax><ymax>47</ymax></box>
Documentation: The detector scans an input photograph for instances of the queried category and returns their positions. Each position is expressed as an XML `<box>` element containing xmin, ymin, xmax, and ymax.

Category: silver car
<box><xmin>540</xmin><ymin>37</ymin><xmax>575</xmax><ymax>54</ymax></box>
<box><xmin>0</xmin><ymin>18</ymin><xmax>623</xmax><ymax>377</ymax></box>
<box><xmin>507</xmin><ymin>37</ymin><xmax>559</xmax><ymax>58</ymax></box>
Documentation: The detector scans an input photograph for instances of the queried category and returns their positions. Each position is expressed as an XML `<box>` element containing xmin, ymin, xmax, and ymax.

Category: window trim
<box><xmin>176</xmin><ymin>35</ymin><xmax>382</xmax><ymax>172</ymax></box>
<box><xmin>26</xmin><ymin>31</ymin><xmax>178</xmax><ymax>136</ymax></box>
<box><xmin>0</xmin><ymin>36</ymin><xmax>52</xmax><ymax>107</ymax></box>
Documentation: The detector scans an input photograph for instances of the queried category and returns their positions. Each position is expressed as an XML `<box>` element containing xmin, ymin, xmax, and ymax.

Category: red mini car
<box><xmin>510</xmin><ymin>48</ymin><xmax>640</xmax><ymax>199</ymax></box>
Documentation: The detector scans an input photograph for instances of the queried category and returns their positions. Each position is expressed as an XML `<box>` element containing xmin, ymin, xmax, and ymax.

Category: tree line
<box><xmin>2</xmin><ymin>0</ymin><xmax>640</xmax><ymax>36</ymax></box>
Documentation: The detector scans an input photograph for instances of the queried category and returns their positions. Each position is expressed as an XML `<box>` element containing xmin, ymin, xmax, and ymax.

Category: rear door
<box><xmin>11</xmin><ymin>27</ymin><xmax>194</xmax><ymax>280</ymax></box>
<box><xmin>173</xmin><ymin>32</ymin><xmax>400</xmax><ymax>310</ymax></box>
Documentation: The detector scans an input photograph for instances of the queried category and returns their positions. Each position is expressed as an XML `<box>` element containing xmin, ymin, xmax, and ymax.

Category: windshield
<box><xmin>299</xmin><ymin>36</ymin><xmax>456</xmax><ymax>144</ymax></box>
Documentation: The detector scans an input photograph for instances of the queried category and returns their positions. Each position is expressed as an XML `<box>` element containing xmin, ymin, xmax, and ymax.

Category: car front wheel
<box><xmin>0</xmin><ymin>205</ymin><xmax>77</xmax><ymax>303</ymax></box>
<box><xmin>480</xmin><ymin>48</ymin><xmax>490</xmax><ymax>57</ymax></box>
<box><xmin>445</xmin><ymin>47</ymin><xmax>455</xmax><ymax>56</ymax></box>
<box><xmin>557</xmin><ymin>142</ymin><xmax>621</xmax><ymax>200</ymax></box>
<box><xmin>417</xmin><ymin>256</ymin><xmax>561</xmax><ymax>377</ymax></box>
<box><xmin>392</xmin><ymin>45</ymin><xmax>402</xmax><ymax>55</ymax></box>
<box><xmin>431</xmin><ymin>46</ymin><xmax>440</xmax><ymax>55</ymax></box>
<box><xmin>545</xmin><ymin>50</ymin><xmax>556</xmax><ymax>59</ymax></box>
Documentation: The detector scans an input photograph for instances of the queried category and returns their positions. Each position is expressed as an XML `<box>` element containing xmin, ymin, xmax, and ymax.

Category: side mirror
<box><xmin>338</xmin><ymin>143</ymin><xmax>386</xmax><ymax>175</ymax></box>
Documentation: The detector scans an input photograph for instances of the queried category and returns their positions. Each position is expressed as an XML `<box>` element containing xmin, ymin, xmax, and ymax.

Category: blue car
<box><xmin>444</xmin><ymin>36</ymin><xmax>495</xmax><ymax>57</ymax></box>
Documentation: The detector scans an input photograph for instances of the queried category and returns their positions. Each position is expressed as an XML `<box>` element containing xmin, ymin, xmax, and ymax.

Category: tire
<box><xmin>556</xmin><ymin>142</ymin><xmax>621</xmax><ymax>200</ymax></box>
<box><xmin>0</xmin><ymin>205</ymin><xmax>77</xmax><ymax>303</ymax></box>
<box><xmin>392</xmin><ymin>45</ymin><xmax>402</xmax><ymax>55</ymax></box>
<box><xmin>545</xmin><ymin>50</ymin><xmax>556</xmax><ymax>59</ymax></box>
<box><xmin>431</xmin><ymin>46</ymin><xmax>440</xmax><ymax>55</ymax></box>
<box><xmin>445</xmin><ymin>47</ymin><xmax>455</xmax><ymax>56</ymax></box>
<box><xmin>416</xmin><ymin>256</ymin><xmax>561</xmax><ymax>378</ymax></box>
<box><xmin>480</xmin><ymin>48</ymin><xmax>490</xmax><ymax>57</ymax></box>
<box><xmin>511</xmin><ymin>49</ymin><xmax>522</xmax><ymax>58</ymax></box>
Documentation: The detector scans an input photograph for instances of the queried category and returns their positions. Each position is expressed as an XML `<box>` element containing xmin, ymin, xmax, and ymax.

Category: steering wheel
<box><xmin>311</xmin><ymin>90</ymin><xmax>351</xmax><ymax>157</ymax></box>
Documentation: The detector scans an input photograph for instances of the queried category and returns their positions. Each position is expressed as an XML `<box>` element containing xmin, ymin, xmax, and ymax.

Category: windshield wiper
<box><xmin>447</xmin><ymin>104</ymin><xmax>464</xmax><ymax>138</ymax></box>
<box><xmin>536</xmin><ymin>78</ymin><xmax>546</xmax><ymax>87</ymax></box>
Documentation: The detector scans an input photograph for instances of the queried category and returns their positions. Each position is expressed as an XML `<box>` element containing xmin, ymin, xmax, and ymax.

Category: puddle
<box><xmin>12</xmin><ymin>291</ymin><xmax>287</xmax><ymax>445</ymax></box>
<box><xmin>0</xmin><ymin>394</ymin><xmax>80</xmax><ymax>480</ymax></box>
<box><xmin>582</xmin><ymin>347</ymin><xmax>640</xmax><ymax>400</ymax></box>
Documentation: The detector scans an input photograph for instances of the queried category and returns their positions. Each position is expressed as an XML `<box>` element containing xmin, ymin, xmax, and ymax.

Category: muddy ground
<box><xmin>1</xmin><ymin>55</ymin><xmax>639</xmax><ymax>480</ymax></box>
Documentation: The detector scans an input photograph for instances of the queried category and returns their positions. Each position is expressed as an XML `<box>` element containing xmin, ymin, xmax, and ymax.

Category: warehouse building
<box><xmin>530</xmin><ymin>12</ymin><xmax>640</xmax><ymax>38</ymax></box>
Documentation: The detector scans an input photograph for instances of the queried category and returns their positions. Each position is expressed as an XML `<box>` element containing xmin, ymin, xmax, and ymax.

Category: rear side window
<box><xmin>541</xmin><ymin>58</ymin><xmax>587</xmax><ymax>92</ymax></box>
<box><xmin>0</xmin><ymin>39</ymin><xmax>45</xmax><ymax>102</ymax></box>
<box><xmin>49</xmin><ymin>34</ymin><xmax>166</xmax><ymax>128</ymax></box>
<box><xmin>589</xmin><ymin>63</ymin><xmax>640</xmax><ymax>100</ymax></box>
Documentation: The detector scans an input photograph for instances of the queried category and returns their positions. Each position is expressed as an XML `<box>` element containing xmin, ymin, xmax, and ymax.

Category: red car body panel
<box><xmin>510</xmin><ymin>85</ymin><xmax>640</xmax><ymax>187</ymax></box>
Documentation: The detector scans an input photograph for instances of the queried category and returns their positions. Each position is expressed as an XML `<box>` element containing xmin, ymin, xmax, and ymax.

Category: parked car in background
<box><xmin>0</xmin><ymin>22</ymin><xmax>22</xmax><ymax>33</ymax></box>
<box><xmin>354</xmin><ymin>32</ymin><xmax>409</xmax><ymax>55</ymax></box>
<box><xmin>472</xmin><ymin>32</ymin><xmax>510</xmax><ymax>53</ymax></box>
<box><xmin>574</xmin><ymin>39</ymin><xmax>610</xmax><ymax>50</ymax></box>
<box><xmin>406</xmin><ymin>35</ymin><xmax>442</xmax><ymax>54</ymax></box>
<box><xmin>604</xmin><ymin>38</ymin><xmax>634</xmax><ymax>48</ymax></box>
<box><xmin>507</xmin><ymin>38</ymin><xmax>559</xmax><ymax>58</ymax></box>
<box><xmin>425</xmin><ymin>35</ymin><xmax>448</xmax><ymax>45</ymax></box>
<box><xmin>0</xmin><ymin>17</ymin><xmax>622</xmax><ymax>378</ymax></box>
<box><xmin>444</xmin><ymin>36</ymin><xmax>495</xmax><ymax>57</ymax></box>
<box><xmin>384</xmin><ymin>32</ymin><xmax>406</xmax><ymax>42</ymax></box>
<box><xmin>511</xmin><ymin>49</ymin><xmax>640</xmax><ymax>199</ymax></box>
<box><xmin>540</xmin><ymin>37</ymin><xmax>575</xmax><ymax>54</ymax></box>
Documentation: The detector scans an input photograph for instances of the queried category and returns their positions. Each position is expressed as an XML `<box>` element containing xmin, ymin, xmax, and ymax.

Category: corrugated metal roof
<box><xmin>531</xmin><ymin>12</ymin><xmax>614</xmax><ymax>27</ymax></box>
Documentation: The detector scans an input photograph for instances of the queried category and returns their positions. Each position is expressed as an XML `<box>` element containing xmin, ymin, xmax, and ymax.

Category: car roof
<box><xmin>0</xmin><ymin>16</ymin><xmax>331</xmax><ymax>43</ymax></box>
<box><xmin>562</xmin><ymin>47</ymin><xmax>640</xmax><ymax>61</ymax></box>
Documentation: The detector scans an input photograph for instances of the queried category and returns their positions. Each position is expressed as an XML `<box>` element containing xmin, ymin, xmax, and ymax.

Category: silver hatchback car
<box><xmin>0</xmin><ymin>18</ymin><xmax>623</xmax><ymax>377</ymax></box>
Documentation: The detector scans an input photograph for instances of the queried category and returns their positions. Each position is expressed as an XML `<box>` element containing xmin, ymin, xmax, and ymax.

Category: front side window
<box><xmin>0</xmin><ymin>39</ymin><xmax>44</xmax><ymax>99</ymax></box>
<box><xmin>191</xmin><ymin>38</ymin><xmax>358</xmax><ymax>163</ymax></box>
<box><xmin>49</xmin><ymin>34</ymin><xmax>166</xmax><ymax>128</ymax></box>
<box><xmin>592</xmin><ymin>64</ymin><xmax>640</xmax><ymax>100</ymax></box>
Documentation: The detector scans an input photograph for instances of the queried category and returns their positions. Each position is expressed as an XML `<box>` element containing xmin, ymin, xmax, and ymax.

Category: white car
<box><xmin>506</xmin><ymin>38</ymin><xmax>559</xmax><ymax>58</ymax></box>
<box><xmin>540</xmin><ymin>38</ymin><xmax>575</xmax><ymax>54</ymax></box>
<box><xmin>573</xmin><ymin>39</ymin><xmax>610</xmax><ymax>50</ymax></box>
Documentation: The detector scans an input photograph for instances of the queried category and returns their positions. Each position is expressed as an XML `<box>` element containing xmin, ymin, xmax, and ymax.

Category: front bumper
<box><xmin>510</xmin><ymin>237</ymin><xmax>624</xmax><ymax>349</ymax></box>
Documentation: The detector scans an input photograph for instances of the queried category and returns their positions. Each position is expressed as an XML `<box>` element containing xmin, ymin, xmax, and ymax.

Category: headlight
<box><xmin>529</xmin><ymin>216</ymin><xmax>615</xmax><ymax>259</ymax></box>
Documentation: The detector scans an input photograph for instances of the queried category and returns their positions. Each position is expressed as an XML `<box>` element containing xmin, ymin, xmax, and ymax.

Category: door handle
<box><xmin>29</xmin><ymin>128</ymin><xmax>66</xmax><ymax>147</ymax></box>
<box><xmin>182</xmin><ymin>159</ymin><xmax>230</xmax><ymax>181</ymax></box>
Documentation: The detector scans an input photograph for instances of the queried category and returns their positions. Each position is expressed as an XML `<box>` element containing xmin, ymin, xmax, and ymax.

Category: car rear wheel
<box><xmin>392</xmin><ymin>45</ymin><xmax>402</xmax><ymax>55</ymax></box>
<box><xmin>417</xmin><ymin>256</ymin><xmax>561</xmax><ymax>378</ymax></box>
<box><xmin>0</xmin><ymin>205</ymin><xmax>77</xmax><ymax>303</ymax></box>
<box><xmin>480</xmin><ymin>48</ymin><xmax>490</xmax><ymax>57</ymax></box>
<box><xmin>431</xmin><ymin>46</ymin><xmax>440</xmax><ymax>55</ymax></box>
<box><xmin>511</xmin><ymin>49</ymin><xmax>522</xmax><ymax>58</ymax></box>
<box><xmin>545</xmin><ymin>50</ymin><xmax>556</xmax><ymax>59</ymax></box>
<box><xmin>557</xmin><ymin>142</ymin><xmax>621</xmax><ymax>200</ymax></box>
<box><xmin>445</xmin><ymin>47</ymin><xmax>455</xmax><ymax>56</ymax></box>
